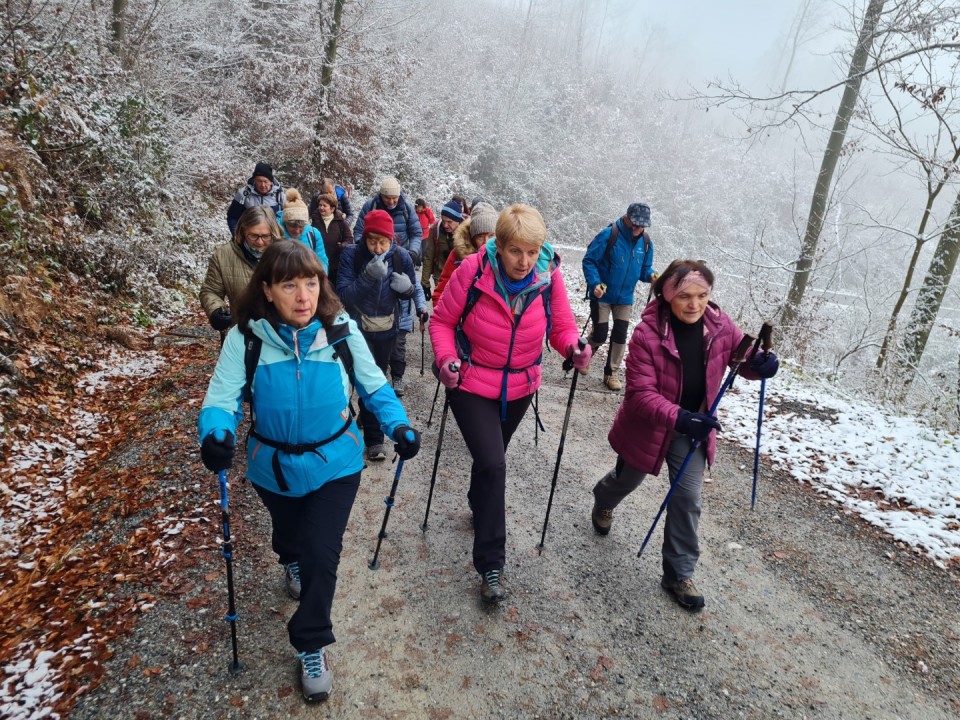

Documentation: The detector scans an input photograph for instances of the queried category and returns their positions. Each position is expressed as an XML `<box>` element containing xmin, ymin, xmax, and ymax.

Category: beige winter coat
<box><xmin>198</xmin><ymin>237</ymin><xmax>257</xmax><ymax>318</ymax></box>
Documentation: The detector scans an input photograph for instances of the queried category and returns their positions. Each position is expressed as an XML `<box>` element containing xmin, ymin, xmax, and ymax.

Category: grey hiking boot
<box><xmin>393</xmin><ymin>376</ymin><xmax>405</xmax><ymax>397</ymax></box>
<box><xmin>480</xmin><ymin>568</ymin><xmax>508</xmax><ymax>602</ymax></box>
<box><xmin>365</xmin><ymin>443</ymin><xmax>386</xmax><ymax>461</ymax></box>
<box><xmin>298</xmin><ymin>648</ymin><xmax>332</xmax><ymax>702</ymax></box>
<box><xmin>661</xmin><ymin>576</ymin><xmax>705</xmax><ymax>612</ymax></box>
<box><xmin>591</xmin><ymin>503</ymin><xmax>614</xmax><ymax>536</ymax></box>
<box><xmin>284</xmin><ymin>562</ymin><xmax>301</xmax><ymax>600</ymax></box>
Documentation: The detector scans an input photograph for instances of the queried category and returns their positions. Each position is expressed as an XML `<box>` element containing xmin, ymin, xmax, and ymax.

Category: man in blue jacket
<box><xmin>582</xmin><ymin>202</ymin><xmax>656</xmax><ymax>391</ymax></box>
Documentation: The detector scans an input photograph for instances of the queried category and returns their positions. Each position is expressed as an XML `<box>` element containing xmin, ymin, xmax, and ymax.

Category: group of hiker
<box><xmin>195</xmin><ymin>161</ymin><xmax>780</xmax><ymax>703</ymax></box>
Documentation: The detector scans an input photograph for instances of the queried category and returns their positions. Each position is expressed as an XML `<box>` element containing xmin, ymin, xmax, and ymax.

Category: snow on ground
<box><xmin>720</xmin><ymin>365</ymin><xmax>960</xmax><ymax>568</ymax></box>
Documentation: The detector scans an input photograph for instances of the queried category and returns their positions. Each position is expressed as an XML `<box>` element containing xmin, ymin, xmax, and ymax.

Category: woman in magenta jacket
<box><xmin>430</xmin><ymin>204</ymin><xmax>591</xmax><ymax>602</ymax></box>
<box><xmin>590</xmin><ymin>259</ymin><xmax>779</xmax><ymax>612</ymax></box>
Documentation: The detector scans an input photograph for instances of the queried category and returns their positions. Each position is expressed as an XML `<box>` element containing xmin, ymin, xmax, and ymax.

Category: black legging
<box><xmin>447</xmin><ymin>389</ymin><xmax>533</xmax><ymax>573</ymax></box>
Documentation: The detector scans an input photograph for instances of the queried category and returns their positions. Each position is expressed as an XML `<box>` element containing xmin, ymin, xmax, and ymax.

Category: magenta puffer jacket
<box><xmin>609</xmin><ymin>299</ymin><xmax>756</xmax><ymax>475</ymax></box>
<box><xmin>430</xmin><ymin>243</ymin><xmax>579</xmax><ymax>402</ymax></box>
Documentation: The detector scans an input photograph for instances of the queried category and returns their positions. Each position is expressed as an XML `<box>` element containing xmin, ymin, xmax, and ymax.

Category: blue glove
<box><xmin>393</xmin><ymin>425</ymin><xmax>421</xmax><ymax>460</ymax></box>
<box><xmin>749</xmin><ymin>351</ymin><xmax>779</xmax><ymax>379</ymax></box>
<box><xmin>674</xmin><ymin>410</ymin><xmax>721</xmax><ymax>442</ymax></box>
<box><xmin>201</xmin><ymin>429</ymin><xmax>235</xmax><ymax>472</ymax></box>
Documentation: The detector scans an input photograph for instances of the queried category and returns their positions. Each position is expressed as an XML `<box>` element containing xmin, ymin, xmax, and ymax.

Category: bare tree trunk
<box><xmin>876</xmin><ymin>146</ymin><xmax>960</xmax><ymax>369</ymax></box>
<box><xmin>320</xmin><ymin>0</ymin><xmax>344</xmax><ymax>97</ymax></box>
<box><xmin>110</xmin><ymin>0</ymin><xmax>127</xmax><ymax>57</ymax></box>
<box><xmin>896</xmin><ymin>189</ymin><xmax>960</xmax><ymax>392</ymax></box>
<box><xmin>779</xmin><ymin>0</ymin><xmax>885</xmax><ymax>334</ymax></box>
<box><xmin>778</xmin><ymin>0</ymin><xmax>814</xmax><ymax>92</ymax></box>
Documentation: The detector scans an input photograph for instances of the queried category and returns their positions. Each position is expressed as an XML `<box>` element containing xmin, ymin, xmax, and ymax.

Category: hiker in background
<box><xmin>337</xmin><ymin>209</ymin><xmax>418</xmax><ymax>460</ymax></box>
<box><xmin>421</xmin><ymin>198</ymin><xmax>463</xmax><ymax>301</ymax></box>
<box><xmin>430</xmin><ymin>204</ymin><xmax>591</xmax><ymax>603</ymax></box>
<box><xmin>352</xmin><ymin>177</ymin><xmax>422</xmax><ymax>263</ymax></box>
<box><xmin>226</xmin><ymin>162</ymin><xmax>286</xmax><ymax>235</ymax></box>
<box><xmin>197</xmin><ymin>241</ymin><xmax>421</xmax><ymax>703</ymax></box>
<box><xmin>431</xmin><ymin>202</ymin><xmax>497</xmax><ymax>305</ymax></box>
<box><xmin>414</xmin><ymin>198</ymin><xmax>435</xmax><ymax>241</ymax></box>
<box><xmin>582</xmin><ymin>202</ymin><xmax>657</xmax><ymax>391</ymax></box>
<box><xmin>277</xmin><ymin>189</ymin><xmax>329</xmax><ymax>271</ymax></box>
<box><xmin>310</xmin><ymin>192</ymin><xmax>351</xmax><ymax>290</ymax></box>
<box><xmin>312</xmin><ymin>177</ymin><xmax>354</xmax><ymax>228</ymax></box>
<box><xmin>589</xmin><ymin>259</ymin><xmax>778</xmax><ymax>612</ymax></box>
<box><xmin>200</xmin><ymin>206</ymin><xmax>282</xmax><ymax>337</ymax></box>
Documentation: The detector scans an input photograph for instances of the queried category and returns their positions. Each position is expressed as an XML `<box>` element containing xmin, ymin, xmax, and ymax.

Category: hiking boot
<box><xmin>661</xmin><ymin>576</ymin><xmax>705</xmax><ymax>611</ymax></box>
<box><xmin>284</xmin><ymin>562</ymin><xmax>301</xmax><ymax>600</ymax></box>
<box><xmin>365</xmin><ymin>443</ymin><xmax>386</xmax><ymax>461</ymax></box>
<box><xmin>393</xmin><ymin>376</ymin><xmax>405</xmax><ymax>397</ymax></box>
<box><xmin>591</xmin><ymin>503</ymin><xmax>614</xmax><ymax>536</ymax></box>
<box><xmin>480</xmin><ymin>568</ymin><xmax>508</xmax><ymax>602</ymax></box>
<box><xmin>298</xmin><ymin>648</ymin><xmax>332</xmax><ymax>702</ymax></box>
<box><xmin>604</xmin><ymin>374</ymin><xmax>622</xmax><ymax>391</ymax></box>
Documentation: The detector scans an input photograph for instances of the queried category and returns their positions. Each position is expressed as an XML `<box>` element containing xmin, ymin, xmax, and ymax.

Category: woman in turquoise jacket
<box><xmin>277</xmin><ymin>188</ymin><xmax>330</xmax><ymax>271</ymax></box>
<box><xmin>198</xmin><ymin>240</ymin><xmax>421</xmax><ymax>704</ymax></box>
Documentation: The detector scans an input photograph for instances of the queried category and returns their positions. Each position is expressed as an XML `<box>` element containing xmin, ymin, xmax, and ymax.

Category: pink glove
<box><xmin>439</xmin><ymin>358</ymin><xmax>462</xmax><ymax>389</ymax></box>
<box><xmin>569</xmin><ymin>341</ymin><xmax>592</xmax><ymax>372</ymax></box>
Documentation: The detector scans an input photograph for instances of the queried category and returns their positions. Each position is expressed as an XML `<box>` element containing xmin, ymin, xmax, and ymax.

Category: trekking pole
<box><xmin>369</xmin><ymin>455</ymin><xmax>406</xmax><ymax>570</ymax></box>
<box><xmin>533</xmin><ymin>390</ymin><xmax>539</xmax><ymax>446</ymax></box>
<box><xmin>421</xmin><ymin>393</ymin><xmax>451</xmax><ymax>531</ymax></box>
<box><xmin>217</xmin><ymin>470</ymin><xmax>243</xmax><ymax>675</ymax></box>
<box><xmin>637</xmin><ymin>334</ymin><xmax>754</xmax><ymax>558</ymax></box>
<box><xmin>538</xmin><ymin>339</ymin><xmax>586</xmax><ymax>550</ymax></box>
<box><xmin>420</xmin><ymin>324</ymin><xmax>425</xmax><ymax>376</ymax></box>
<box><xmin>426</xmin><ymin>377</ymin><xmax>442</xmax><ymax>427</ymax></box>
<box><xmin>751</xmin><ymin>322</ymin><xmax>774</xmax><ymax>509</ymax></box>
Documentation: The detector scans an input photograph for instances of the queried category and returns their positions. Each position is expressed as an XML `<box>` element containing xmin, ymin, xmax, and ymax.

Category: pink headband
<box><xmin>662</xmin><ymin>271</ymin><xmax>711</xmax><ymax>302</ymax></box>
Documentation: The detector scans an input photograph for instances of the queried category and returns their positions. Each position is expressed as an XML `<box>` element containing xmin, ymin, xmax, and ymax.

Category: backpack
<box><xmin>602</xmin><ymin>222</ymin><xmax>651</xmax><ymax>263</ymax></box>
<box><xmin>242</xmin><ymin>325</ymin><xmax>356</xmax><ymax>492</ymax></box>
<box><xmin>453</xmin><ymin>253</ymin><xmax>554</xmax><ymax>422</ymax></box>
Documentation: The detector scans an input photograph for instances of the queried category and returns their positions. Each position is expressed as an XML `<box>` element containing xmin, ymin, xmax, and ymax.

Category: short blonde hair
<box><xmin>495</xmin><ymin>204</ymin><xmax>546</xmax><ymax>249</ymax></box>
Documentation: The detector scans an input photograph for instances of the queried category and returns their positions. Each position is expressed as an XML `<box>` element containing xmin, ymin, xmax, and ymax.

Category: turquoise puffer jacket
<box><xmin>198</xmin><ymin>313</ymin><xmax>408</xmax><ymax>496</ymax></box>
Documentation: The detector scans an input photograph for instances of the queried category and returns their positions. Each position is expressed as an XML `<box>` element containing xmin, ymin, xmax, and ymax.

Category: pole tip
<box><xmin>368</xmin><ymin>559</ymin><xmax>380</xmax><ymax>571</ymax></box>
<box><xmin>228</xmin><ymin>660</ymin><xmax>244</xmax><ymax>675</ymax></box>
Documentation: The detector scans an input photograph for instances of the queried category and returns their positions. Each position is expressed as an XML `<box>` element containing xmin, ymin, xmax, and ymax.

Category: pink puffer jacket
<box><xmin>608</xmin><ymin>299</ymin><xmax>757</xmax><ymax>475</ymax></box>
<box><xmin>430</xmin><ymin>245</ymin><xmax>579</xmax><ymax>402</ymax></box>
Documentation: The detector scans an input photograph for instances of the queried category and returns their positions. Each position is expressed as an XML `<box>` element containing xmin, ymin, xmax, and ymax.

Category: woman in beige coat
<box><xmin>199</xmin><ymin>206</ymin><xmax>282</xmax><ymax>333</ymax></box>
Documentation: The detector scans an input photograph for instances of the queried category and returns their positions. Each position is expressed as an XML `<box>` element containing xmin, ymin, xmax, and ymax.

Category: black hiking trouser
<box><xmin>358</xmin><ymin>334</ymin><xmax>396</xmax><ymax>447</ymax></box>
<box><xmin>253</xmin><ymin>472</ymin><xmax>361</xmax><ymax>652</ymax></box>
<box><xmin>447</xmin><ymin>389</ymin><xmax>533</xmax><ymax>574</ymax></box>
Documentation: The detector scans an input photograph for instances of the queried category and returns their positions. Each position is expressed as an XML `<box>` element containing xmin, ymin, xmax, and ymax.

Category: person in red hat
<box><xmin>336</xmin><ymin>209</ymin><xmax>418</xmax><ymax>460</ymax></box>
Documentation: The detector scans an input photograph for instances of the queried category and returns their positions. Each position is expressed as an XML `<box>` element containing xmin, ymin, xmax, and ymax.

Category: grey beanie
<box><xmin>469</xmin><ymin>202</ymin><xmax>497</xmax><ymax>237</ymax></box>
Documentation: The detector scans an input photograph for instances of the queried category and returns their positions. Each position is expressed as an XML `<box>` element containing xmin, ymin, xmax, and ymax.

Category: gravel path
<box><xmin>70</xmin><ymin>326</ymin><xmax>960</xmax><ymax>719</ymax></box>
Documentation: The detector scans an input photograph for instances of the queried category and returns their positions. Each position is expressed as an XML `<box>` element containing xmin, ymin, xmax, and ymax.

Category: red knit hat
<box><xmin>362</xmin><ymin>209</ymin><xmax>395</xmax><ymax>240</ymax></box>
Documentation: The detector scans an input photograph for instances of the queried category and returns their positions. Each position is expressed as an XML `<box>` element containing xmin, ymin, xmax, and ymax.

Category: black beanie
<box><xmin>253</xmin><ymin>162</ymin><xmax>274</xmax><ymax>182</ymax></box>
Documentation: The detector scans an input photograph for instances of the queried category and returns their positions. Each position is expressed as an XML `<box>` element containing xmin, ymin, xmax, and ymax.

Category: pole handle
<box><xmin>759</xmin><ymin>322</ymin><xmax>774</xmax><ymax>352</ymax></box>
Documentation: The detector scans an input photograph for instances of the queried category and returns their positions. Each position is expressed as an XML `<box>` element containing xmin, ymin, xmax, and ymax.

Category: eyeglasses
<box><xmin>247</xmin><ymin>233</ymin><xmax>273</xmax><ymax>243</ymax></box>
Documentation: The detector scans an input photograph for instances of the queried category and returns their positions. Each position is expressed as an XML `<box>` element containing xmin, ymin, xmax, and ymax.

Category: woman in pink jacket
<box><xmin>430</xmin><ymin>204</ymin><xmax>591</xmax><ymax>602</ymax></box>
<box><xmin>590</xmin><ymin>259</ymin><xmax>779</xmax><ymax>612</ymax></box>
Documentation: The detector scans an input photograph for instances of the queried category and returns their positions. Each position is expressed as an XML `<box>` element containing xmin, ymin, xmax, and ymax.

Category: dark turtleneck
<box><xmin>670</xmin><ymin>313</ymin><xmax>705</xmax><ymax>412</ymax></box>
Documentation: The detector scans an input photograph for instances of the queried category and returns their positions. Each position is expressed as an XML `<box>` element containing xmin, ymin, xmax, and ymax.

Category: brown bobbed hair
<box><xmin>234</xmin><ymin>240</ymin><xmax>342</xmax><ymax>332</ymax></box>
<box><xmin>314</xmin><ymin>192</ymin><xmax>338</xmax><ymax>212</ymax></box>
<box><xmin>652</xmin><ymin>259</ymin><xmax>715</xmax><ymax>299</ymax></box>
<box><xmin>234</xmin><ymin>205</ymin><xmax>282</xmax><ymax>246</ymax></box>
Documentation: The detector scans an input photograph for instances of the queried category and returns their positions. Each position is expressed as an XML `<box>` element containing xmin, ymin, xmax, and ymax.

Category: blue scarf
<box><xmin>497</xmin><ymin>263</ymin><xmax>535</xmax><ymax>295</ymax></box>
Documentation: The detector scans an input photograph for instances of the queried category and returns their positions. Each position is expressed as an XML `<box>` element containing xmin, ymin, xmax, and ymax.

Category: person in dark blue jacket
<box><xmin>198</xmin><ymin>240</ymin><xmax>421</xmax><ymax>703</ymax></box>
<box><xmin>226</xmin><ymin>161</ymin><xmax>286</xmax><ymax>235</ymax></box>
<box><xmin>337</xmin><ymin>209</ymin><xmax>418</xmax><ymax>460</ymax></box>
<box><xmin>352</xmin><ymin>177</ymin><xmax>422</xmax><ymax>262</ymax></box>
<box><xmin>582</xmin><ymin>202</ymin><xmax>657</xmax><ymax>391</ymax></box>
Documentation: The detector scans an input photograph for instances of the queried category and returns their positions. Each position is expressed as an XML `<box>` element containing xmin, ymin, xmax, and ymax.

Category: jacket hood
<box><xmin>452</xmin><ymin>218</ymin><xmax>479</xmax><ymax>262</ymax></box>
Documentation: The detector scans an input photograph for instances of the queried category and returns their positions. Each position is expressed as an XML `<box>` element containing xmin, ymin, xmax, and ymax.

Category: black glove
<box><xmin>393</xmin><ymin>425</ymin><xmax>421</xmax><ymax>460</ymax></box>
<box><xmin>418</xmin><ymin>309</ymin><xmax>430</xmax><ymax>328</ymax></box>
<box><xmin>421</xmin><ymin>283</ymin><xmax>431</xmax><ymax>301</ymax></box>
<box><xmin>201</xmin><ymin>429</ymin><xmax>235</xmax><ymax>472</ymax></box>
<box><xmin>674</xmin><ymin>410</ymin><xmax>721</xmax><ymax>442</ymax></box>
<box><xmin>209</xmin><ymin>307</ymin><xmax>234</xmax><ymax>332</ymax></box>
<box><xmin>749</xmin><ymin>350</ymin><xmax>779</xmax><ymax>379</ymax></box>
<box><xmin>408</xmin><ymin>250</ymin><xmax>421</xmax><ymax>266</ymax></box>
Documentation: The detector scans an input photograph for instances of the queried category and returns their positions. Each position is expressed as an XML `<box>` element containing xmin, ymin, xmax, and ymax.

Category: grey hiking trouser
<box><xmin>593</xmin><ymin>433</ymin><xmax>705</xmax><ymax>581</ymax></box>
